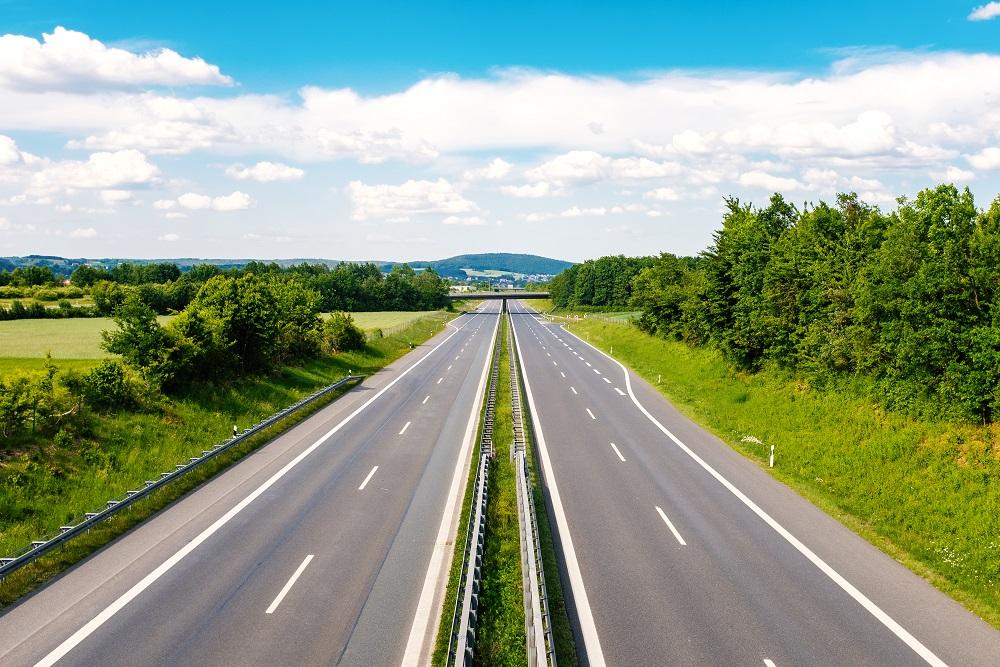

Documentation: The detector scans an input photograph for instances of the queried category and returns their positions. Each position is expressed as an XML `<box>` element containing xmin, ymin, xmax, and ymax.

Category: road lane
<box><xmin>508</xmin><ymin>299</ymin><xmax>1000</xmax><ymax>666</ymax></box>
<box><xmin>0</xmin><ymin>302</ymin><xmax>501</xmax><ymax>667</ymax></box>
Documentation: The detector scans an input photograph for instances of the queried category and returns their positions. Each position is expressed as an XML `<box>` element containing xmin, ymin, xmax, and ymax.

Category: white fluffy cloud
<box><xmin>158</xmin><ymin>233</ymin><xmax>179</xmax><ymax>241</ymax></box>
<box><xmin>644</xmin><ymin>187</ymin><xmax>681</xmax><ymax>201</ymax></box>
<box><xmin>463</xmin><ymin>158</ymin><xmax>512</xmax><ymax>181</ymax></box>
<box><xmin>500</xmin><ymin>182</ymin><xmax>554</xmax><ymax>198</ymax></box>
<box><xmin>225</xmin><ymin>161</ymin><xmax>305</xmax><ymax>182</ymax></box>
<box><xmin>525</xmin><ymin>151</ymin><xmax>681</xmax><ymax>185</ymax></box>
<box><xmin>68</xmin><ymin>227</ymin><xmax>97</xmax><ymax>238</ymax></box>
<box><xmin>175</xmin><ymin>191</ymin><xmax>252</xmax><ymax>211</ymax></box>
<box><xmin>26</xmin><ymin>150</ymin><xmax>158</xmax><ymax>197</ymax></box>
<box><xmin>966</xmin><ymin>147</ymin><xmax>1000</xmax><ymax>170</ymax></box>
<box><xmin>347</xmin><ymin>178</ymin><xmax>477</xmax><ymax>220</ymax></box>
<box><xmin>931</xmin><ymin>166</ymin><xmax>975</xmax><ymax>182</ymax></box>
<box><xmin>443</xmin><ymin>215</ymin><xmax>487</xmax><ymax>226</ymax></box>
<box><xmin>99</xmin><ymin>189</ymin><xmax>132</xmax><ymax>204</ymax></box>
<box><xmin>969</xmin><ymin>2</ymin><xmax>1000</xmax><ymax>20</ymax></box>
<box><xmin>0</xmin><ymin>27</ymin><xmax>232</xmax><ymax>91</ymax></box>
<box><xmin>738</xmin><ymin>171</ymin><xmax>808</xmax><ymax>191</ymax></box>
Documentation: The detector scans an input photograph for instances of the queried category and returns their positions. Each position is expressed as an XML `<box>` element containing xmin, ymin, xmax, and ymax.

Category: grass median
<box><xmin>527</xmin><ymin>300</ymin><xmax>1000</xmax><ymax>631</ymax></box>
<box><xmin>0</xmin><ymin>309</ymin><xmax>459</xmax><ymax>608</ymax></box>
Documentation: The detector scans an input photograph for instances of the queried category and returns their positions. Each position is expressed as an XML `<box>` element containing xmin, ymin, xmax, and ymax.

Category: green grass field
<box><xmin>0</xmin><ymin>311</ymin><xmax>447</xmax><ymax>365</ymax></box>
<box><xmin>0</xmin><ymin>316</ymin><xmax>173</xmax><ymax>360</ymax></box>
<box><xmin>557</xmin><ymin>315</ymin><xmax>1000</xmax><ymax>629</ymax></box>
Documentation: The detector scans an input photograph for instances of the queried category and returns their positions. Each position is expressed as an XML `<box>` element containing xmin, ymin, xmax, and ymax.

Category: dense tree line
<box><xmin>558</xmin><ymin>185</ymin><xmax>1000</xmax><ymax>422</ymax></box>
<box><xmin>549</xmin><ymin>255</ymin><xmax>657</xmax><ymax>310</ymax></box>
<box><xmin>0</xmin><ymin>261</ymin><xmax>450</xmax><ymax>318</ymax></box>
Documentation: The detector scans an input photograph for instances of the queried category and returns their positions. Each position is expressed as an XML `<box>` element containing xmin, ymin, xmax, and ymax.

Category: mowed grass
<box><xmin>563</xmin><ymin>317</ymin><xmax>1000</xmax><ymax>629</ymax></box>
<box><xmin>0</xmin><ymin>316</ymin><xmax>172</xmax><ymax>360</ymax></box>
<box><xmin>324</xmin><ymin>311</ymin><xmax>434</xmax><ymax>332</ymax></box>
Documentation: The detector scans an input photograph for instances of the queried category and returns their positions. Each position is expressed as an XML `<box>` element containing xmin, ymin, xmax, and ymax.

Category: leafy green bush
<box><xmin>323</xmin><ymin>312</ymin><xmax>366</xmax><ymax>352</ymax></box>
<box><xmin>81</xmin><ymin>361</ymin><xmax>136</xmax><ymax>411</ymax></box>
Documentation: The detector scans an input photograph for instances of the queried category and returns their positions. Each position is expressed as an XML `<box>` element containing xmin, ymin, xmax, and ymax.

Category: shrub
<box><xmin>81</xmin><ymin>360</ymin><xmax>135</xmax><ymax>411</ymax></box>
<box><xmin>323</xmin><ymin>312</ymin><xmax>366</xmax><ymax>352</ymax></box>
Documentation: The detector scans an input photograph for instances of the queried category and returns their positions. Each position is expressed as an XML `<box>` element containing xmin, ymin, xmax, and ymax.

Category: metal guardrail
<box><xmin>0</xmin><ymin>374</ymin><xmax>365</xmax><ymax>580</ymax></box>
<box><xmin>447</xmin><ymin>308</ymin><xmax>503</xmax><ymax>666</ymax></box>
<box><xmin>508</xmin><ymin>313</ymin><xmax>557</xmax><ymax>666</ymax></box>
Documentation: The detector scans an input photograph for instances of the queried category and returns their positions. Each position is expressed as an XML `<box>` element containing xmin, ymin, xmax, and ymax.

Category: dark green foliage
<box><xmin>560</xmin><ymin>185</ymin><xmax>1000</xmax><ymax>422</ymax></box>
<box><xmin>79</xmin><ymin>361</ymin><xmax>136</xmax><ymax>411</ymax></box>
<box><xmin>323</xmin><ymin>312</ymin><xmax>366</xmax><ymax>352</ymax></box>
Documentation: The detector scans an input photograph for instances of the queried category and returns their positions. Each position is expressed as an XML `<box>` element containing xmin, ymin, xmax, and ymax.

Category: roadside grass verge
<box><xmin>475</xmin><ymin>316</ymin><xmax>527</xmax><ymax>666</ymax></box>
<box><xmin>0</xmin><ymin>311</ymin><xmax>458</xmax><ymax>608</ymax></box>
<box><xmin>562</xmin><ymin>317</ymin><xmax>1000</xmax><ymax>629</ymax></box>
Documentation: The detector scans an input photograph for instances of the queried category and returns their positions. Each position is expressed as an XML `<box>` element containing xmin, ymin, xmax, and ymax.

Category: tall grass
<box><xmin>0</xmin><ymin>311</ymin><xmax>456</xmax><ymax>605</ymax></box>
<box><xmin>565</xmin><ymin>318</ymin><xmax>1000</xmax><ymax>629</ymax></box>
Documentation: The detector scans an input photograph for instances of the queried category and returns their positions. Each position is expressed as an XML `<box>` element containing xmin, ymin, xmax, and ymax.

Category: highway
<box><xmin>507</xmin><ymin>299</ymin><xmax>1000</xmax><ymax>667</ymax></box>
<box><xmin>0</xmin><ymin>302</ymin><xmax>502</xmax><ymax>667</ymax></box>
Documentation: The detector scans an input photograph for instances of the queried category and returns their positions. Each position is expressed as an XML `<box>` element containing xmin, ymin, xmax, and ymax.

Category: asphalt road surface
<box><xmin>507</xmin><ymin>299</ymin><xmax>1000</xmax><ymax>667</ymax></box>
<box><xmin>0</xmin><ymin>302</ymin><xmax>501</xmax><ymax>667</ymax></box>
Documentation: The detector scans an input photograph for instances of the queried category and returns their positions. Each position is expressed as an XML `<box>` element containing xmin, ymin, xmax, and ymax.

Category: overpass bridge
<box><xmin>447</xmin><ymin>291</ymin><xmax>549</xmax><ymax>300</ymax></box>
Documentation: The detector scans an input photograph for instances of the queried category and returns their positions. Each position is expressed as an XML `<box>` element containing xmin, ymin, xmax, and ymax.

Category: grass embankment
<box><xmin>0</xmin><ymin>310</ymin><xmax>456</xmax><ymax>607</ymax></box>
<box><xmin>475</xmin><ymin>316</ymin><xmax>527</xmax><ymax>666</ymax></box>
<box><xmin>547</xmin><ymin>313</ymin><xmax>1000</xmax><ymax>629</ymax></box>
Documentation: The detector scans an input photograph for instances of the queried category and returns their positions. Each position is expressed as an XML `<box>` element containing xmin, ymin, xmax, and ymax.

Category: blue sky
<box><xmin>0</xmin><ymin>1</ymin><xmax>999</xmax><ymax>261</ymax></box>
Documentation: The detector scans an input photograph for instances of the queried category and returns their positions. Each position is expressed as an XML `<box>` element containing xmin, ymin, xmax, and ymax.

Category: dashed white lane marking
<box><xmin>422</xmin><ymin>395</ymin><xmax>430</xmax><ymax>404</ymax></box>
<box><xmin>614</xmin><ymin>388</ymin><xmax>626</xmax><ymax>396</ymax></box>
<box><xmin>359</xmin><ymin>465</ymin><xmax>379</xmax><ymax>490</ymax></box>
<box><xmin>447</xmin><ymin>364</ymin><xmax>453</xmax><ymax>371</ymax></box>
<box><xmin>586</xmin><ymin>408</ymin><xmax>596</xmax><ymax>420</ymax></box>
<box><xmin>603</xmin><ymin>377</ymin><xmax>612</xmax><ymax>384</ymax></box>
<box><xmin>553</xmin><ymin>361</ymin><xmax>559</xmax><ymax>367</ymax></box>
<box><xmin>763</xmin><ymin>660</ymin><xmax>777</xmax><ymax>667</ymax></box>
<box><xmin>655</xmin><ymin>506</ymin><xmax>687</xmax><ymax>546</ymax></box>
<box><xmin>571</xmin><ymin>386</ymin><xmax>578</xmax><ymax>395</ymax></box>
<box><xmin>560</xmin><ymin>371</ymin><xmax>566</xmax><ymax>378</ymax></box>
<box><xmin>265</xmin><ymin>554</ymin><xmax>314</xmax><ymax>615</ymax></box>
<box><xmin>593</xmin><ymin>368</ymin><xmax>601</xmax><ymax>375</ymax></box>
<box><xmin>610</xmin><ymin>443</ymin><xmax>626</xmax><ymax>462</ymax></box>
<box><xmin>586</xmin><ymin>362</ymin><xmax>592</xmax><ymax>367</ymax></box>
<box><xmin>399</xmin><ymin>421</ymin><xmax>411</xmax><ymax>435</ymax></box>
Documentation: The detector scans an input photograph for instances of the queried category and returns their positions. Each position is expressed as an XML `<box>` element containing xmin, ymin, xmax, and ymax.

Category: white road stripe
<box><xmin>437</xmin><ymin>377</ymin><xmax>443</xmax><ymax>384</ymax></box>
<box><xmin>586</xmin><ymin>362</ymin><xmax>592</xmax><ymax>367</ymax></box>
<box><xmin>447</xmin><ymin>364</ymin><xmax>452</xmax><ymax>370</ymax></box>
<box><xmin>763</xmin><ymin>660</ymin><xmax>777</xmax><ymax>667</ymax></box>
<box><xmin>614</xmin><ymin>387</ymin><xmax>626</xmax><ymax>396</ymax></box>
<box><xmin>655</xmin><ymin>506</ymin><xmax>687</xmax><ymax>546</ymax></box>
<box><xmin>553</xmin><ymin>361</ymin><xmax>558</xmax><ymax>367</ymax></box>
<box><xmin>571</xmin><ymin>386</ymin><xmax>578</xmax><ymax>395</ymax></box>
<box><xmin>603</xmin><ymin>377</ymin><xmax>611</xmax><ymax>384</ymax></box>
<box><xmin>399</xmin><ymin>421</ymin><xmax>411</xmax><ymax>435</ymax></box>
<box><xmin>610</xmin><ymin>443</ymin><xmax>626</xmax><ymax>462</ymax></box>
<box><xmin>32</xmin><ymin>310</ymin><xmax>480</xmax><ymax>667</ymax></box>
<box><xmin>358</xmin><ymin>465</ymin><xmax>379</xmax><ymax>490</ymax></box>
<box><xmin>560</xmin><ymin>371</ymin><xmax>566</xmax><ymax>378</ymax></box>
<box><xmin>422</xmin><ymin>395</ymin><xmax>430</xmax><ymax>404</ymax></box>
<box><xmin>593</xmin><ymin>368</ymin><xmax>601</xmax><ymax>375</ymax></box>
<box><xmin>586</xmin><ymin>408</ymin><xmax>596</xmax><ymax>420</ymax></box>
<box><xmin>568</xmin><ymin>324</ymin><xmax>948</xmax><ymax>667</ymax></box>
<box><xmin>265</xmin><ymin>555</ymin><xmax>314</xmax><ymax>614</ymax></box>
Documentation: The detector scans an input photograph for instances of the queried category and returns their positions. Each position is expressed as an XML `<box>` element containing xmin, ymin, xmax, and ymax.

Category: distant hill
<box><xmin>0</xmin><ymin>252</ymin><xmax>572</xmax><ymax>280</ymax></box>
<box><xmin>393</xmin><ymin>253</ymin><xmax>573</xmax><ymax>279</ymax></box>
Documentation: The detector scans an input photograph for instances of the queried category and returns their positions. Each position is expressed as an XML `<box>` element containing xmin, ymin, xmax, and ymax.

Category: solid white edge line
<box><xmin>399</xmin><ymin>421</ymin><xmax>411</xmax><ymax>435</ymax></box>
<box><xmin>610</xmin><ymin>443</ymin><xmax>626</xmax><ymax>462</ymax></box>
<box><xmin>655</xmin><ymin>506</ymin><xmax>687</xmax><ymax>546</ymax></box>
<box><xmin>34</xmin><ymin>311</ymin><xmax>480</xmax><ymax>667</ymax></box>
<box><xmin>558</xmin><ymin>315</ymin><xmax>948</xmax><ymax>667</ymax></box>
<box><xmin>509</xmin><ymin>303</ymin><xmax>606</xmax><ymax>666</ymax></box>
<box><xmin>265</xmin><ymin>554</ymin><xmax>314</xmax><ymax>614</ymax></box>
<box><xmin>400</xmin><ymin>307</ymin><xmax>501</xmax><ymax>666</ymax></box>
<box><xmin>358</xmin><ymin>465</ymin><xmax>379</xmax><ymax>490</ymax></box>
